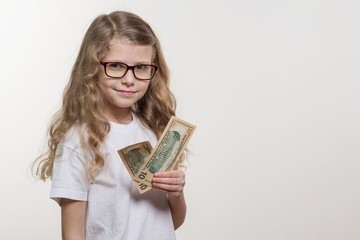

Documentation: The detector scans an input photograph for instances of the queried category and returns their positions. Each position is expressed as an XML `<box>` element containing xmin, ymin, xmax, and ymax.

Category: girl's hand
<box><xmin>152</xmin><ymin>170</ymin><xmax>185</xmax><ymax>198</ymax></box>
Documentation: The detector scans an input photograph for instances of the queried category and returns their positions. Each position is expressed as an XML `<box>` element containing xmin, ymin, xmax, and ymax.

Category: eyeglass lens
<box><xmin>105</xmin><ymin>62</ymin><xmax>156</xmax><ymax>80</ymax></box>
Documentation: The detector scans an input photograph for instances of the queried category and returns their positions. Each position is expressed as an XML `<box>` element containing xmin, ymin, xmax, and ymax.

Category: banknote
<box><xmin>118</xmin><ymin>141</ymin><xmax>153</xmax><ymax>193</ymax></box>
<box><xmin>134</xmin><ymin>116</ymin><xmax>196</xmax><ymax>193</ymax></box>
<box><xmin>118</xmin><ymin>116</ymin><xmax>196</xmax><ymax>194</ymax></box>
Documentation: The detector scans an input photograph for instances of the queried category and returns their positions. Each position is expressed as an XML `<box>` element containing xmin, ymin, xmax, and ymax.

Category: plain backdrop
<box><xmin>0</xmin><ymin>0</ymin><xmax>359</xmax><ymax>239</ymax></box>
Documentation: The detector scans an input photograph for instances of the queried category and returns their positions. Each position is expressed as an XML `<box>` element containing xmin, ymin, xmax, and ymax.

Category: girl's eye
<box><xmin>108</xmin><ymin>63</ymin><xmax>127</xmax><ymax>70</ymax></box>
<box><xmin>135</xmin><ymin>65</ymin><xmax>149</xmax><ymax>70</ymax></box>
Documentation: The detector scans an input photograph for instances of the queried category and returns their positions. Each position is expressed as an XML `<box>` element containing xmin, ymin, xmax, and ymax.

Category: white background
<box><xmin>0</xmin><ymin>0</ymin><xmax>359</xmax><ymax>239</ymax></box>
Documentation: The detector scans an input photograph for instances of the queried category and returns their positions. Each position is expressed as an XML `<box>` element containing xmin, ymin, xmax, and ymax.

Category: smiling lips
<box><xmin>115</xmin><ymin>89</ymin><xmax>137</xmax><ymax>96</ymax></box>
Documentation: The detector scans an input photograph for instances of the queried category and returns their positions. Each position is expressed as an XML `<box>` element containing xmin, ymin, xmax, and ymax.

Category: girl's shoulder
<box><xmin>60</xmin><ymin>125</ymin><xmax>84</xmax><ymax>151</ymax></box>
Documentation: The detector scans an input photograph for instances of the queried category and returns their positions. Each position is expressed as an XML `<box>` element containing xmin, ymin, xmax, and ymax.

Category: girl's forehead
<box><xmin>103</xmin><ymin>38</ymin><xmax>154</xmax><ymax>62</ymax></box>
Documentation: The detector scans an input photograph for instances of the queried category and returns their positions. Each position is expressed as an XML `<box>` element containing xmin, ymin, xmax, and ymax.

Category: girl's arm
<box><xmin>152</xmin><ymin>170</ymin><xmax>187</xmax><ymax>230</ymax></box>
<box><xmin>61</xmin><ymin>198</ymin><xmax>87</xmax><ymax>240</ymax></box>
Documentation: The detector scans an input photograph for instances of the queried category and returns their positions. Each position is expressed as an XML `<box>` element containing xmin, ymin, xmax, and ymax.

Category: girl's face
<box><xmin>99</xmin><ymin>38</ymin><xmax>153</xmax><ymax>121</ymax></box>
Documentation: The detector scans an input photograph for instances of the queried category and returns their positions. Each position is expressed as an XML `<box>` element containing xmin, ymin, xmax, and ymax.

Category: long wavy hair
<box><xmin>35</xmin><ymin>11</ymin><xmax>176</xmax><ymax>180</ymax></box>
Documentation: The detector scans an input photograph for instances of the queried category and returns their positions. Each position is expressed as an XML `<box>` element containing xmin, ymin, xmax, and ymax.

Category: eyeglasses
<box><xmin>100</xmin><ymin>62</ymin><xmax>158</xmax><ymax>80</ymax></box>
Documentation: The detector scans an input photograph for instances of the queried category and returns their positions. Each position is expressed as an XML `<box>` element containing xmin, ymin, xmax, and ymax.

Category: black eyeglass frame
<box><xmin>100</xmin><ymin>61</ymin><xmax>158</xmax><ymax>80</ymax></box>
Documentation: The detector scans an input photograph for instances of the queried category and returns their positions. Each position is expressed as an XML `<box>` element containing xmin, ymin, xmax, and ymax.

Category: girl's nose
<box><xmin>121</xmin><ymin>69</ymin><xmax>136</xmax><ymax>85</ymax></box>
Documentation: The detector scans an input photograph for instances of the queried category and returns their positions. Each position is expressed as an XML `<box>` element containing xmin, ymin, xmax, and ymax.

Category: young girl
<box><xmin>35</xmin><ymin>11</ymin><xmax>186</xmax><ymax>240</ymax></box>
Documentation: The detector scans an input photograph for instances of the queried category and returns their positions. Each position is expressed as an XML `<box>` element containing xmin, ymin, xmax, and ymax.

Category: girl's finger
<box><xmin>154</xmin><ymin>170</ymin><xmax>184</xmax><ymax>178</ymax></box>
<box><xmin>152</xmin><ymin>177</ymin><xmax>185</xmax><ymax>186</ymax></box>
<box><xmin>152</xmin><ymin>182</ymin><xmax>184</xmax><ymax>193</ymax></box>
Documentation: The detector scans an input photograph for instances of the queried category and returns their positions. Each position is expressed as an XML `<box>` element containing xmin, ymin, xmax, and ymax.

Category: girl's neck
<box><xmin>104</xmin><ymin>108</ymin><xmax>133</xmax><ymax>125</ymax></box>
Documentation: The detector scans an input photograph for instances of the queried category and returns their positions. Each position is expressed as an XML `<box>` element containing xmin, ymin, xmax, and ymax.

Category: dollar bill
<box><xmin>118</xmin><ymin>116</ymin><xmax>196</xmax><ymax>194</ymax></box>
<box><xmin>118</xmin><ymin>141</ymin><xmax>153</xmax><ymax>193</ymax></box>
<box><xmin>134</xmin><ymin>116</ymin><xmax>196</xmax><ymax>193</ymax></box>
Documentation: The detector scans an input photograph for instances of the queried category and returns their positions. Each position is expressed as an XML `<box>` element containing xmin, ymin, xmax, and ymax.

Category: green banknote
<box><xmin>118</xmin><ymin>141</ymin><xmax>153</xmax><ymax>192</ymax></box>
<box><xmin>135</xmin><ymin>116</ymin><xmax>196</xmax><ymax>193</ymax></box>
<box><xmin>118</xmin><ymin>116</ymin><xmax>196</xmax><ymax>194</ymax></box>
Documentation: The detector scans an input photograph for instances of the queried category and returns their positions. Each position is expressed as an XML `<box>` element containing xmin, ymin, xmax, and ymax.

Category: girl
<box><xmin>35</xmin><ymin>11</ymin><xmax>186</xmax><ymax>240</ymax></box>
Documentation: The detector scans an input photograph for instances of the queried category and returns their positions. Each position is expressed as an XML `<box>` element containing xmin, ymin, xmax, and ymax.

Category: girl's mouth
<box><xmin>116</xmin><ymin>89</ymin><xmax>136</xmax><ymax>96</ymax></box>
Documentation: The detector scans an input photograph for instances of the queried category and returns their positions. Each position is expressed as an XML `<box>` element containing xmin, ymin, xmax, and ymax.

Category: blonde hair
<box><xmin>35</xmin><ymin>11</ymin><xmax>176</xmax><ymax>180</ymax></box>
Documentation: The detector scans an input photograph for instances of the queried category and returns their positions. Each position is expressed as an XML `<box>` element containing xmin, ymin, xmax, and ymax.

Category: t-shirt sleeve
<box><xmin>50</xmin><ymin>144</ymin><xmax>89</xmax><ymax>205</ymax></box>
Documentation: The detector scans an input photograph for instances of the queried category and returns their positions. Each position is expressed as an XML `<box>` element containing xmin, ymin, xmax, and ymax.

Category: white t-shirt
<box><xmin>50</xmin><ymin>114</ymin><xmax>176</xmax><ymax>240</ymax></box>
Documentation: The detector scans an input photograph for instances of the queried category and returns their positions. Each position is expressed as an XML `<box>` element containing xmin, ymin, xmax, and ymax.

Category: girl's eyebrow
<box><xmin>102</xmin><ymin>60</ymin><xmax>152</xmax><ymax>65</ymax></box>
